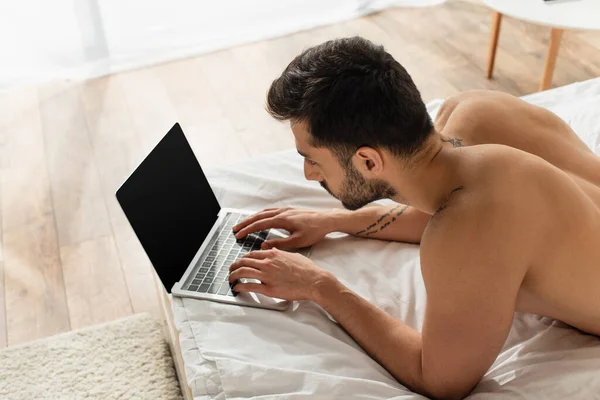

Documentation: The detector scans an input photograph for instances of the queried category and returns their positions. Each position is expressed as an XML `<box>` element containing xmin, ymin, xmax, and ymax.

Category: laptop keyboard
<box><xmin>185</xmin><ymin>212</ymin><xmax>270</xmax><ymax>297</ymax></box>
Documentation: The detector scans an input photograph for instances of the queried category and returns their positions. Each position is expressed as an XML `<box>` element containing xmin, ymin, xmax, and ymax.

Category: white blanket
<box><xmin>173</xmin><ymin>78</ymin><xmax>600</xmax><ymax>399</ymax></box>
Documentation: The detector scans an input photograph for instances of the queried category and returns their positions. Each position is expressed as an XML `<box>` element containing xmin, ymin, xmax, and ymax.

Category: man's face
<box><xmin>291</xmin><ymin>122</ymin><xmax>397</xmax><ymax>210</ymax></box>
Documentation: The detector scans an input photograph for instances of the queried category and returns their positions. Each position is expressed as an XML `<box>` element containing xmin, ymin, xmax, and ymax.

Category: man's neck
<box><xmin>387</xmin><ymin>138</ymin><xmax>464</xmax><ymax>215</ymax></box>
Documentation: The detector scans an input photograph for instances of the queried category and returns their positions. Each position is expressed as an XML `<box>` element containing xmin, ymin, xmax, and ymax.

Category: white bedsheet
<box><xmin>173</xmin><ymin>78</ymin><xmax>600</xmax><ymax>400</ymax></box>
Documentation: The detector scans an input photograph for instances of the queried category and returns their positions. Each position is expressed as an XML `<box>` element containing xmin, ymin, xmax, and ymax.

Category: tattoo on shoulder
<box><xmin>355</xmin><ymin>204</ymin><xmax>409</xmax><ymax>236</ymax></box>
<box><xmin>441</xmin><ymin>137</ymin><xmax>464</xmax><ymax>148</ymax></box>
<box><xmin>434</xmin><ymin>185</ymin><xmax>465</xmax><ymax>215</ymax></box>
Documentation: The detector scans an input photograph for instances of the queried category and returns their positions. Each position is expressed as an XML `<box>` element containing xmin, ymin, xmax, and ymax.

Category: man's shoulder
<box><xmin>421</xmin><ymin>185</ymin><xmax>495</xmax><ymax>247</ymax></box>
<box><xmin>442</xmin><ymin>90</ymin><xmax>520</xmax><ymax>110</ymax></box>
<box><xmin>435</xmin><ymin>90</ymin><xmax>522</xmax><ymax>134</ymax></box>
<box><xmin>419</xmin><ymin>179</ymin><xmax>536</xmax><ymax>277</ymax></box>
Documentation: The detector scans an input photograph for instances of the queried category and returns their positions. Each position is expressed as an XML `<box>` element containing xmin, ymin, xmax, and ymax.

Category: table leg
<box><xmin>486</xmin><ymin>11</ymin><xmax>502</xmax><ymax>79</ymax></box>
<box><xmin>540</xmin><ymin>28</ymin><xmax>564</xmax><ymax>91</ymax></box>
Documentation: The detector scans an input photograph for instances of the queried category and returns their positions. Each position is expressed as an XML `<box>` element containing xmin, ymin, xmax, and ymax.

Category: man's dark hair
<box><xmin>266</xmin><ymin>36</ymin><xmax>433</xmax><ymax>162</ymax></box>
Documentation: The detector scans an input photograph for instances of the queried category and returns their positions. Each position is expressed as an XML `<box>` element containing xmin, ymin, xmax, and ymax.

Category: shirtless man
<box><xmin>227</xmin><ymin>37</ymin><xmax>600</xmax><ymax>399</ymax></box>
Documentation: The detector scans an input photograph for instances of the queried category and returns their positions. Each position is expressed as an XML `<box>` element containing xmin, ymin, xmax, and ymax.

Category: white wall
<box><xmin>0</xmin><ymin>0</ymin><xmax>445</xmax><ymax>91</ymax></box>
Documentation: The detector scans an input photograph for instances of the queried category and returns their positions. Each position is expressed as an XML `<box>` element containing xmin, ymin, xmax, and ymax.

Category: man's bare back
<box><xmin>433</xmin><ymin>90</ymin><xmax>600</xmax><ymax>336</ymax></box>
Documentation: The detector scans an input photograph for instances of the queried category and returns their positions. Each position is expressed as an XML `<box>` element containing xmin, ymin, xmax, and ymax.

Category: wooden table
<box><xmin>482</xmin><ymin>0</ymin><xmax>600</xmax><ymax>91</ymax></box>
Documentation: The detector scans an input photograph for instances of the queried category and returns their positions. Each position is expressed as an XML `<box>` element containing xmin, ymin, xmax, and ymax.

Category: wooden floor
<box><xmin>1</xmin><ymin>0</ymin><xmax>599</xmax><ymax>347</ymax></box>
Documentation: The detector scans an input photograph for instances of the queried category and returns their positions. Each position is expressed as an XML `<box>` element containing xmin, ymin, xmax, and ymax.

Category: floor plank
<box><xmin>0</xmin><ymin>173</ymin><xmax>4</xmax><ymax>346</ymax></box>
<box><xmin>0</xmin><ymin>262</ymin><xmax>5</xmax><ymax>348</ymax></box>
<box><xmin>4</xmin><ymin>216</ymin><xmax>70</xmax><ymax>345</ymax></box>
<box><xmin>38</xmin><ymin>82</ymin><xmax>113</xmax><ymax>247</ymax></box>
<box><xmin>153</xmin><ymin>57</ymin><xmax>252</xmax><ymax>165</ymax></box>
<box><xmin>0</xmin><ymin>89</ymin><xmax>54</xmax><ymax>229</ymax></box>
<box><xmin>118</xmin><ymin>68</ymin><xmax>180</xmax><ymax>154</ymax></box>
<box><xmin>0</xmin><ymin>87</ymin><xmax>70</xmax><ymax>345</ymax></box>
<box><xmin>80</xmin><ymin>75</ymin><xmax>160</xmax><ymax>319</ymax></box>
<box><xmin>0</xmin><ymin>116</ymin><xmax>5</xmax><ymax>347</ymax></box>
<box><xmin>196</xmin><ymin>49</ymin><xmax>294</xmax><ymax>156</ymax></box>
<box><xmin>60</xmin><ymin>235</ymin><xmax>132</xmax><ymax>329</ymax></box>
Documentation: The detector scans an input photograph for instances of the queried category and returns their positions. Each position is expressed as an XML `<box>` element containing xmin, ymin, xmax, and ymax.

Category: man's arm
<box><xmin>230</xmin><ymin>192</ymin><xmax>529</xmax><ymax>398</ymax></box>
<box><xmin>329</xmin><ymin>204</ymin><xmax>431</xmax><ymax>243</ymax></box>
<box><xmin>314</xmin><ymin>196</ymin><xmax>528</xmax><ymax>399</ymax></box>
<box><xmin>233</xmin><ymin>204</ymin><xmax>432</xmax><ymax>248</ymax></box>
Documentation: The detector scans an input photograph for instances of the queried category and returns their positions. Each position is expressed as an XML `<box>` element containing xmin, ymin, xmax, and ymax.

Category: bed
<box><xmin>163</xmin><ymin>78</ymin><xmax>600</xmax><ymax>400</ymax></box>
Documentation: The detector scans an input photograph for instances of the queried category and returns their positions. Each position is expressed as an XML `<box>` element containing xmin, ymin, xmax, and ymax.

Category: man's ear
<box><xmin>354</xmin><ymin>147</ymin><xmax>384</xmax><ymax>177</ymax></box>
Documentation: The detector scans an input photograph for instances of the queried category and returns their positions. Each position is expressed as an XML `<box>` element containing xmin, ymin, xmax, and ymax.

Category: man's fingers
<box><xmin>261</xmin><ymin>236</ymin><xmax>298</xmax><ymax>250</ymax></box>
<box><xmin>242</xmin><ymin>249</ymin><xmax>276</xmax><ymax>260</ymax></box>
<box><xmin>232</xmin><ymin>209</ymin><xmax>282</xmax><ymax>233</ymax></box>
<box><xmin>232</xmin><ymin>282</ymin><xmax>270</xmax><ymax>296</ymax></box>
<box><xmin>229</xmin><ymin>257</ymin><xmax>266</xmax><ymax>272</ymax></box>
<box><xmin>235</xmin><ymin>218</ymin><xmax>288</xmax><ymax>239</ymax></box>
<box><xmin>228</xmin><ymin>266</ymin><xmax>264</xmax><ymax>283</ymax></box>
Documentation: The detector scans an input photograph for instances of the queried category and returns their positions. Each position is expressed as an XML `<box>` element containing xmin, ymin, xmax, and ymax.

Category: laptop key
<box><xmin>188</xmin><ymin>284</ymin><xmax>199</xmax><ymax>291</ymax></box>
<box><xmin>217</xmin><ymin>273</ymin><xmax>228</xmax><ymax>281</ymax></box>
<box><xmin>212</xmin><ymin>262</ymin><xmax>224</xmax><ymax>270</ymax></box>
<box><xmin>199</xmin><ymin>267</ymin><xmax>209</xmax><ymax>273</ymax></box>
<box><xmin>208</xmin><ymin>283</ymin><xmax>221</xmax><ymax>294</ymax></box>
<box><xmin>192</xmin><ymin>278</ymin><xmax>202</xmax><ymax>285</ymax></box>
<box><xmin>206</xmin><ymin>271</ymin><xmax>216</xmax><ymax>278</ymax></box>
<box><xmin>198</xmin><ymin>283</ymin><xmax>211</xmax><ymax>293</ymax></box>
<box><xmin>218</xmin><ymin>283</ymin><xmax>230</xmax><ymax>295</ymax></box>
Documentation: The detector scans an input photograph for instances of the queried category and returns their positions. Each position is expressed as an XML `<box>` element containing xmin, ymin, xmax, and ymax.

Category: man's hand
<box><xmin>232</xmin><ymin>207</ymin><xmax>334</xmax><ymax>249</ymax></box>
<box><xmin>228</xmin><ymin>248</ymin><xmax>336</xmax><ymax>301</ymax></box>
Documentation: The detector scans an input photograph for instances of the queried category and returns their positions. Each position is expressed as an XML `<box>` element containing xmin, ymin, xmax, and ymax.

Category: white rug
<box><xmin>0</xmin><ymin>313</ymin><xmax>182</xmax><ymax>400</ymax></box>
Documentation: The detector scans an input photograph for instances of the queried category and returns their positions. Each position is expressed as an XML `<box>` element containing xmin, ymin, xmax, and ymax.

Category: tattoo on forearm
<box><xmin>355</xmin><ymin>204</ymin><xmax>400</xmax><ymax>235</ymax></box>
<box><xmin>379</xmin><ymin>204</ymin><xmax>408</xmax><ymax>232</ymax></box>
<box><xmin>377</xmin><ymin>205</ymin><xmax>400</xmax><ymax>223</ymax></box>
<box><xmin>441</xmin><ymin>137</ymin><xmax>464</xmax><ymax>148</ymax></box>
<box><xmin>355</xmin><ymin>204</ymin><xmax>409</xmax><ymax>236</ymax></box>
<box><xmin>356</xmin><ymin>223</ymin><xmax>377</xmax><ymax>235</ymax></box>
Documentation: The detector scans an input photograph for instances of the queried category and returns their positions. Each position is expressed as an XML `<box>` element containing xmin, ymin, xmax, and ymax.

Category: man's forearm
<box><xmin>313</xmin><ymin>276</ymin><xmax>427</xmax><ymax>395</ymax></box>
<box><xmin>327</xmin><ymin>204</ymin><xmax>431</xmax><ymax>244</ymax></box>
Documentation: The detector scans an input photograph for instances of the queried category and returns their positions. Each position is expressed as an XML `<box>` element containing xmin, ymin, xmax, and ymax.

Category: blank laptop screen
<box><xmin>116</xmin><ymin>123</ymin><xmax>221</xmax><ymax>292</ymax></box>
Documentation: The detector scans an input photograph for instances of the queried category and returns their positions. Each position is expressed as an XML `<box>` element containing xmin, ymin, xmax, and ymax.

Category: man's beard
<box><xmin>320</xmin><ymin>162</ymin><xmax>397</xmax><ymax>210</ymax></box>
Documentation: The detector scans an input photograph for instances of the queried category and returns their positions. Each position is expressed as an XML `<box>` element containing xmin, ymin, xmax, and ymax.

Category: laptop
<box><xmin>116</xmin><ymin>123</ymin><xmax>309</xmax><ymax>311</ymax></box>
